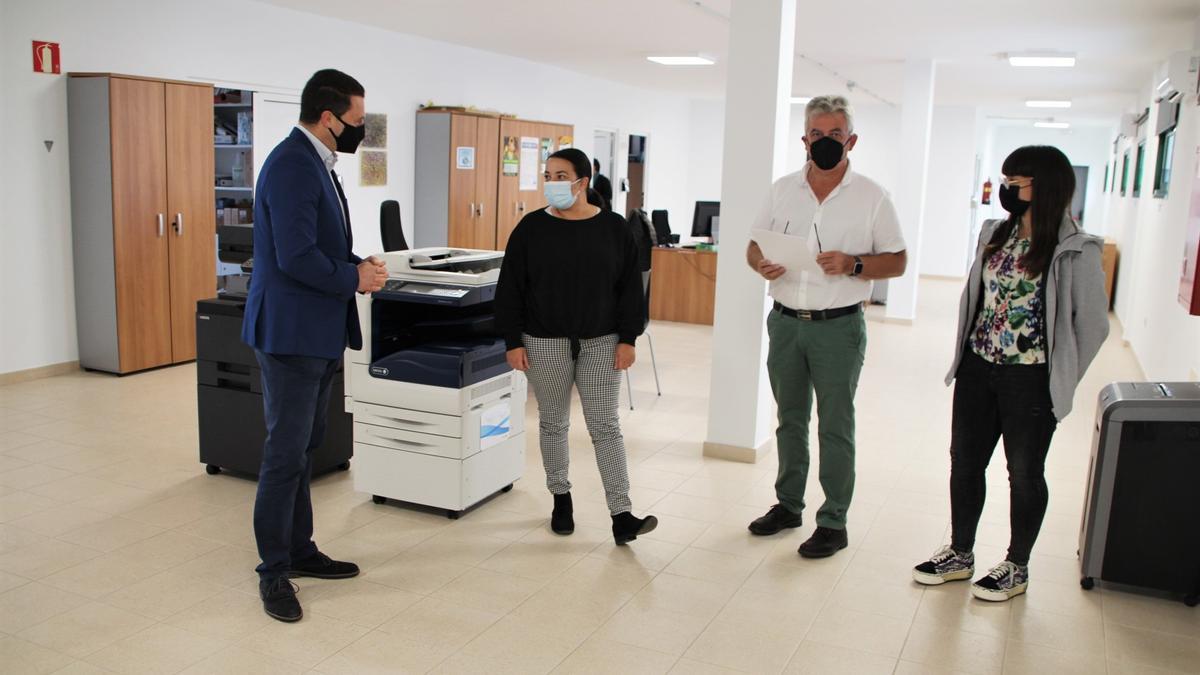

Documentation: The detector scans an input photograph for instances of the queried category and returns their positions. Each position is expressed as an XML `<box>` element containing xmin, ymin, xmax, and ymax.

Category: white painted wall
<box><xmin>1102</xmin><ymin>70</ymin><xmax>1200</xmax><ymax>382</ymax></box>
<box><xmin>684</xmin><ymin>98</ymin><xmax>726</xmax><ymax>230</ymax></box>
<box><xmin>1</xmin><ymin>0</ymin><xmax>702</xmax><ymax>374</ymax></box>
<box><xmin>704</xmin><ymin>0</ymin><xmax>796</xmax><ymax>458</ymax></box>
<box><xmin>922</xmin><ymin>106</ymin><xmax>979</xmax><ymax>278</ymax></box>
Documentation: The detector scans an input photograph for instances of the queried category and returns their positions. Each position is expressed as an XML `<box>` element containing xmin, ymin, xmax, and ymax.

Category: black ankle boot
<box><xmin>612</xmin><ymin>512</ymin><xmax>658</xmax><ymax>545</ymax></box>
<box><xmin>551</xmin><ymin>492</ymin><xmax>574</xmax><ymax>535</ymax></box>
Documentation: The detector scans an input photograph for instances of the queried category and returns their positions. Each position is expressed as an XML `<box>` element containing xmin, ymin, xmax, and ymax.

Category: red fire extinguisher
<box><xmin>981</xmin><ymin>178</ymin><xmax>993</xmax><ymax>205</ymax></box>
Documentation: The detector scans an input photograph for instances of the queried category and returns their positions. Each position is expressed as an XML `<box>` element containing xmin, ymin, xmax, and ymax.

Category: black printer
<box><xmin>195</xmin><ymin>226</ymin><xmax>352</xmax><ymax>477</ymax></box>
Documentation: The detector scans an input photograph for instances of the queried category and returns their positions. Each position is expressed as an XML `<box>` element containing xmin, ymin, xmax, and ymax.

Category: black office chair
<box><xmin>380</xmin><ymin>200</ymin><xmax>408</xmax><ymax>252</ymax></box>
<box><xmin>650</xmin><ymin>210</ymin><xmax>673</xmax><ymax>247</ymax></box>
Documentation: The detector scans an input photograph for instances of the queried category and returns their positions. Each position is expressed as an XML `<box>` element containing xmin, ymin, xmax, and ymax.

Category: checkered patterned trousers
<box><xmin>522</xmin><ymin>334</ymin><xmax>633</xmax><ymax>515</ymax></box>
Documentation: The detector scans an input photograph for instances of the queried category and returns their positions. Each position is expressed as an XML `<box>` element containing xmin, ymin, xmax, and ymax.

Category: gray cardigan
<box><xmin>946</xmin><ymin>215</ymin><xmax>1110</xmax><ymax>420</ymax></box>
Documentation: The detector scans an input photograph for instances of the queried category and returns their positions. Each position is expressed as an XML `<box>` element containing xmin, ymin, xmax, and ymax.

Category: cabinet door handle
<box><xmin>477</xmin><ymin>202</ymin><xmax>484</xmax><ymax>218</ymax></box>
<box><xmin>156</xmin><ymin>213</ymin><xmax>164</xmax><ymax>237</ymax></box>
<box><xmin>173</xmin><ymin>212</ymin><xmax>184</xmax><ymax>237</ymax></box>
<box><xmin>470</xmin><ymin>203</ymin><xmax>477</xmax><ymax>218</ymax></box>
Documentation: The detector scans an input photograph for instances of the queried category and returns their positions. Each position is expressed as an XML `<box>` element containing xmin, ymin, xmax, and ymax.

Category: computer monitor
<box><xmin>691</xmin><ymin>201</ymin><xmax>720</xmax><ymax>238</ymax></box>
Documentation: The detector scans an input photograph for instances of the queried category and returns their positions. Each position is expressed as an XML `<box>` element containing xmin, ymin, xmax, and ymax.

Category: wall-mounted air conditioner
<box><xmin>1156</xmin><ymin>51</ymin><xmax>1199</xmax><ymax>100</ymax></box>
<box><xmin>1118</xmin><ymin>113</ymin><xmax>1138</xmax><ymax>138</ymax></box>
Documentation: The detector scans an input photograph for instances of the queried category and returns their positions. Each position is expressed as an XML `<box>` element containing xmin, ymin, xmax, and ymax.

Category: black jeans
<box><xmin>253</xmin><ymin>350</ymin><xmax>339</xmax><ymax>581</ymax></box>
<box><xmin>949</xmin><ymin>351</ymin><xmax>1058</xmax><ymax>566</ymax></box>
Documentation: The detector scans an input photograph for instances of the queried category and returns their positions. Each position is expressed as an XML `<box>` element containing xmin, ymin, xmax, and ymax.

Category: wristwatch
<box><xmin>850</xmin><ymin>256</ymin><xmax>864</xmax><ymax>277</ymax></box>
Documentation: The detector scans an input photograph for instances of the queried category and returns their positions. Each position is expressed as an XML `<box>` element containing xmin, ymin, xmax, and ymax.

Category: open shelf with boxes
<box><xmin>213</xmin><ymin>88</ymin><xmax>255</xmax><ymax>292</ymax></box>
<box><xmin>213</xmin><ymin>87</ymin><xmax>254</xmax><ymax>225</ymax></box>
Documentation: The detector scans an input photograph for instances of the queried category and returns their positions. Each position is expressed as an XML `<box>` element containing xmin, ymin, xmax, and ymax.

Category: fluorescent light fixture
<box><xmin>1034</xmin><ymin>121</ymin><xmax>1071</xmax><ymax>129</ymax></box>
<box><xmin>1008</xmin><ymin>53</ymin><xmax>1076</xmax><ymax>68</ymax></box>
<box><xmin>790</xmin><ymin>96</ymin><xmax>812</xmax><ymax>105</ymax></box>
<box><xmin>1026</xmin><ymin>100</ymin><xmax>1072</xmax><ymax>108</ymax></box>
<box><xmin>646</xmin><ymin>55</ymin><xmax>715</xmax><ymax>66</ymax></box>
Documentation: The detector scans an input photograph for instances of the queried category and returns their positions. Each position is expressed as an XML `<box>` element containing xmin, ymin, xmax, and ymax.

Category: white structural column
<box><xmin>885</xmin><ymin>59</ymin><xmax>937</xmax><ymax>323</ymax></box>
<box><xmin>703</xmin><ymin>0</ymin><xmax>796</xmax><ymax>463</ymax></box>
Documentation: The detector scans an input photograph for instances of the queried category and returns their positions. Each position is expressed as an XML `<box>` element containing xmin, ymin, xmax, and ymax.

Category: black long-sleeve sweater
<box><xmin>494</xmin><ymin>207</ymin><xmax>645</xmax><ymax>351</ymax></box>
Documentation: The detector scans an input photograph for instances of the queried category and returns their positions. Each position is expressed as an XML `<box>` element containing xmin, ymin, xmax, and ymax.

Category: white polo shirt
<box><xmin>751</xmin><ymin>162</ymin><xmax>906</xmax><ymax>310</ymax></box>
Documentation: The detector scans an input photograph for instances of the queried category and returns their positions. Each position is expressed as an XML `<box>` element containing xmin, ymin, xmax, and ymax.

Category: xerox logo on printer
<box><xmin>370</xmin><ymin>366</ymin><xmax>390</xmax><ymax>377</ymax></box>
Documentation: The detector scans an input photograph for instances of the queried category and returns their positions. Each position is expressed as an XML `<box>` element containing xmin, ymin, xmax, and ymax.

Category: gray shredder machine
<box><xmin>1078</xmin><ymin>382</ymin><xmax>1200</xmax><ymax>606</ymax></box>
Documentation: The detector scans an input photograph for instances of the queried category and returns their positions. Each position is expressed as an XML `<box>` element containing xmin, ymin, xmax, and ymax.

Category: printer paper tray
<box><xmin>354</xmin><ymin>401</ymin><xmax>463</xmax><ymax>439</ymax></box>
<box><xmin>352</xmin><ymin>434</ymin><xmax>524</xmax><ymax>511</ymax></box>
<box><xmin>354</xmin><ymin>422</ymin><xmax>473</xmax><ymax>460</ymax></box>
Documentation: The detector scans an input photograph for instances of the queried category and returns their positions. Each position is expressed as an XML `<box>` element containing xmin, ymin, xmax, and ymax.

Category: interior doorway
<box><xmin>592</xmin><ymin>130</ymin><xmax>616</xmax><ymax>184</ymax></box>
<box><xmin>627</xmin><ymin>134</ymin><xmax>647</xmax><ymax>211</ymax></box>
<box><xmin>1072</xmin><ymin>165</ymin><xmax>1089</xmax><ymax>225</ymax></box>
<box><xmin>593</xmin><ymin>129</ymin><xmax>617</xmax><ymax>212</ymax></box>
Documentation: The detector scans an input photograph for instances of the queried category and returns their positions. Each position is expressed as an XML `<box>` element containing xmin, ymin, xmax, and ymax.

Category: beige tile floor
<box><xmin>1</xmin><ymin>278</ymin><xmax>1196</xmax><ymax>674</ymax></box>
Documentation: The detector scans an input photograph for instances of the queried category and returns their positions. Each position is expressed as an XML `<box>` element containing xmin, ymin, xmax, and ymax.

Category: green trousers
<box><xmin>766</xmin><ymin>308</ymin><xmax>866</xmax><ymax>529</ymax></box>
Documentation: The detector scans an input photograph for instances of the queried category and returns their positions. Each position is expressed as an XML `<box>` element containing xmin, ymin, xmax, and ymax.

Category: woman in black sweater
<box><xmin>495</xmin><ymin>148</ymin><xmax>658</xmax><ymax>545</ymax></box>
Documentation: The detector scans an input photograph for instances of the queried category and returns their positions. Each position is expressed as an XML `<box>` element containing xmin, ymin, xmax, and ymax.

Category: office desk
<box><xmin>1102</xmin><ymin>239</ymin><xmax>1118</xmax><ymax>309</ymax></box>
<box><xmin>649</xmin><ymin>247</ymin><xmax>717</xmax><ymax>325</ymax></box>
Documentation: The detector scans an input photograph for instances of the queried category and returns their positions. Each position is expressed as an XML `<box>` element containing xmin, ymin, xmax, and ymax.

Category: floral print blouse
<box><xmin>970</xmin><ymin>229</ymin><xmax>1047</xmax><ymax>365</ymax></box>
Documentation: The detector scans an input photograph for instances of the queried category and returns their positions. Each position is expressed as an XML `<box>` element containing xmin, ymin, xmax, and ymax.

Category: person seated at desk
<box><xmin>495</xmin><ymin>148</ymin><xmax>658</xmax><ymax>546</ymax></box>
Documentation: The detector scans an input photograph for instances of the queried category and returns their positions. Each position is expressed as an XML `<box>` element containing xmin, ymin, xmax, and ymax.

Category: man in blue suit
<box><xmin>241</xmin><ymin>69</ymin><xmax>387</xmax><ymax>622</ymax></box>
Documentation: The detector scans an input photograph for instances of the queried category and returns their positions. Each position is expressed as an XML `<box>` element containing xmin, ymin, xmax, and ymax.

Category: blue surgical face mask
<box><xmin>545</xmin><ymin>179</ymin><xmax>581</xmax><ymax>210</ymax></box>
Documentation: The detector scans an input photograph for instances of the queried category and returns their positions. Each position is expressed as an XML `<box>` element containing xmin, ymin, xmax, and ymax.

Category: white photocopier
<box><xmin>344</xmin><ymin>248</ymin><xmax>526</xmax><ymax>518</ymax></box>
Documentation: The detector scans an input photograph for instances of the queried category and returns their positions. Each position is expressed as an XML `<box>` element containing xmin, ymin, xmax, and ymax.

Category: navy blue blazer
<box><xmin>241</xmin><ymin>128</ymin><xmax>363</xmax><ymax>360</ymax></box>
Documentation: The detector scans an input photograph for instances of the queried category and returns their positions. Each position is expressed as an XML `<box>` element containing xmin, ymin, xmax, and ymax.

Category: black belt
<box><xmin>773</xmin><ymin>302</ymin><xmax>861</xmax><ymax>321</ymax></box>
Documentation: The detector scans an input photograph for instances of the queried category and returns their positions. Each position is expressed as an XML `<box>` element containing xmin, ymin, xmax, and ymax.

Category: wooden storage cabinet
<box><xmin>415</xmin><ymin>110</ymin><xmax>571</xmax><ymax>251</ymax></box>
<box><xmin>68</xmin><ymin>73</ymin><xmax>216</xmax><ymax>374</ymax></box>
<box><xmin>415</xmin><ymin>111</ymin><xmax>501</xmax><ymax>250</ymax></box>
<box><xmin>496</xmin><ymin>120</ymin><xmax>573</xmax><ymax>250</ymax></box>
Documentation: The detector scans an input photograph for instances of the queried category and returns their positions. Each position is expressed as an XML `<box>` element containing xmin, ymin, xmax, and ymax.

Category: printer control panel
<box><xmin>376</xmin><ymin>280</ymin><xmax>489</xmax><ymax>306</ymax></box>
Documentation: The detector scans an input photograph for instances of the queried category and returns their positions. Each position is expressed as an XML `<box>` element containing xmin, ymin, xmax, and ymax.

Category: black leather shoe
<box><xmin>260</xmin><ymin>577</ymin><xmax>302</xmax><ymax>622</ymax></box>
<box><xmin>612</xmin><ymin>512</ymin><xmax>658</xmax><ymax>545</ymax></box>
<box><xmin>748</xmin><ymin>504</ymin><xmax>802</xmax><ymax>536</ymax></box>
<box><xmin>798</xmin><ymin>526</ymin><xmax>848</xmax><ymax>558</ymax></box>
<box><xmin>288</xmin><ymin>551</ymin><xmax>359</xmax><ymax>580</ymax></box>
<box><xmin>551</xmin><ymin>492</ymin><xmax>574</xmax><ymax>535</ymax></box>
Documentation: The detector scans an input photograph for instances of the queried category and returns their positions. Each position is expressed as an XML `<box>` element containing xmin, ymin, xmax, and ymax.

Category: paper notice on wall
<box><xmin>480</xmin><ymin>402</ymin><xmax>512</xmax><ymax>450</ymax></box>
<box><xmin>520</xmin><ymin>137</ymin><xmax>539</xmax><ymax>191</ymax></box>
<box><xmin>502</xmin><ymin>136</ymin><xmax>519</xmax><ymax>175</ymax></box>
<box><xmin>456</xmin><ymin>146</ymin><xmax>475</xmax><ymax>170</ymax></box>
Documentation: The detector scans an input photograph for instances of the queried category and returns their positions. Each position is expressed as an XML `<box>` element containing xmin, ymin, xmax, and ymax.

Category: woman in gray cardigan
<box><xmin>912</xmin><ymin>145</ymin><xmax>1110</xmax><ymax>602</ymax></box>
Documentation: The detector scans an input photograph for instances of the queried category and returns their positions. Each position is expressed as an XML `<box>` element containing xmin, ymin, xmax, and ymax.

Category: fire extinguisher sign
<box><xmin>32</xmin><ymin>41</ymin><xmax>61</xmax><ymax>75</ymax></box>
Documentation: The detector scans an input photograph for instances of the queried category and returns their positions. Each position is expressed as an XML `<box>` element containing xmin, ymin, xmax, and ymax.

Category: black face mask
<box><xmin>809</xmin><ymin>136</ymin><xmax>845</xmax><ymax>171</ymax></box>
<box><xmin>330</xmin><ymin>113</ymin><xmax>365</xmax><ymax>154</ymax></box>
<box><xmin>998</xmin><ymin>184</ymin><xmax>1031</xmax><ymax>217</ymax></box>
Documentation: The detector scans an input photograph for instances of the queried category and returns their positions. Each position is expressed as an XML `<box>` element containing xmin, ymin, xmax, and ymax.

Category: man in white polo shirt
<box><xmin>746</xmin><ymin>95</ymin><xmax>907</xmax><ymax>558</ymax></box>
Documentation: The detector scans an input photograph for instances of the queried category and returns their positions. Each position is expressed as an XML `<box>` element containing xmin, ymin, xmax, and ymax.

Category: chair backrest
<box><xmin>626</xmin><ymin>209</ymin><xmax>653</xmax><ymax>272</ymax></box>
<box><xmin>650</xmin><ymin>210</ymin><xmax>672</xmax><ymax>246</ymax></box>
<box><xmin>380</xmin><ymin>200</ymin><xmax>408</xmax><ymax>252</ymax></box>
